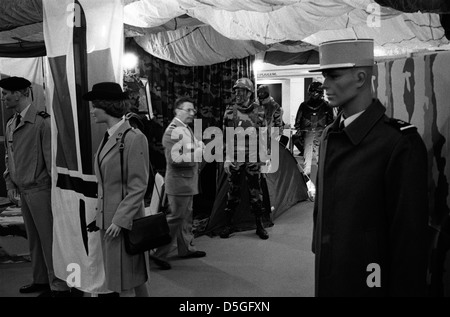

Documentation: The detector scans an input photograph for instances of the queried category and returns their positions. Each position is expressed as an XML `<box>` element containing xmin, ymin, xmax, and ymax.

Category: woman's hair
<box><xmin>93</xmin><ymin>99</ymin><xmax>127</xmax><ymax>118</ymax></box>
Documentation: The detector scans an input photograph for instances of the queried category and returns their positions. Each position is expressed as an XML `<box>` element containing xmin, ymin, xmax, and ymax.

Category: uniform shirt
<box><xmin>340</xmin><ymin>110</ymin><xmax>365</xmax><ymax>128</ymax></box>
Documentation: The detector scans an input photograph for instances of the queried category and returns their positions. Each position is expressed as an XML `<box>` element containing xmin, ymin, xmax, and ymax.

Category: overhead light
<box><xmin>123</xmin><ymin>52</ymin><xmax>138</xmax><ymax>70</ymax></box>
<box><xmin>253</xmin><ymin>60</ymin><xmax>264</xmax><ymax>72</ymax></box>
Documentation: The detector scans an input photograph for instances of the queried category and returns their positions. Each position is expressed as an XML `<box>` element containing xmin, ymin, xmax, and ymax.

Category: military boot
<box><xmin>255</xmin><ymin>216</ymin><xmax>269</xmax><ymax>240</ymax></box>
<box><xmin>219</xmin><ymin>210</ymin><xmax>233</xmax><ymax>239</ymax></box>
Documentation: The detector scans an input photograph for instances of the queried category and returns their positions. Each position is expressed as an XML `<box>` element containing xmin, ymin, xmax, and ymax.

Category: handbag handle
<box><xmin>119</xmin><ymin>127</ymin><xmax>166</xmax><ymax>214</ymax></box>
<box><xmin>119</xmin><ymin>128</ymin><xmax>133</xmax><ymax>199</ymax></box>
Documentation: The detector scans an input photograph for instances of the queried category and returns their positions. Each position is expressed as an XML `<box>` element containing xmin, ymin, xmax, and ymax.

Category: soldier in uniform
<box><xmin>310</xmin><ymin>39</ymin><xmax>429</xmax><ymax>297</ymax></box>
<box><xmin>0</xmin><ymin>76</ymin><xmax>71</xmax><ymax>297</ymax></box>
<box><xmin>220</xmin><ymin>78</ymin><xmax>269</xmax><ymax>240</ymax></box>
<box><xmin>292</xmin><ymin>82</ymin><xmax>334</xmax><ymax>158</ymax></box>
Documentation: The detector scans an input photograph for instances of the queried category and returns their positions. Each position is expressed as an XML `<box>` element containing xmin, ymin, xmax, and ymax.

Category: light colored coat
<box><xmin>4</xmin><ymin>103</ymin><xmax>51</xmax><ymax>192</ymax></box>
<box><xmin>94</xmin><ymin>120</ymin><xmax>149</xmax><ymax>292</ymax></box>
<box><xmin>94</xmin><ymin>120</ymin><xmax>149</xmax><ymax>230</ymax></box>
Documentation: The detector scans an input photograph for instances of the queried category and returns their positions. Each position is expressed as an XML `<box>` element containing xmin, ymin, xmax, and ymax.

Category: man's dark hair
<box><xmin>174</xmin><ymin>96</ymin><xmax>195</xmax><ymax>110</ymax></box>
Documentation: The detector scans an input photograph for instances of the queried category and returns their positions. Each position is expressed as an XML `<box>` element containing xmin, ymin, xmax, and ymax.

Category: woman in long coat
<box><xmin>83</xmin><ymin>82</ymin><xmax>150</xmax><ymax>297</ymax></box>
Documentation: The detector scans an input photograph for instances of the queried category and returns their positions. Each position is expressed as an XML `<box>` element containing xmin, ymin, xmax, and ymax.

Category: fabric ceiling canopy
<box><xmin>0</xmin><ymin>0</ymin><xmax>449</xmax><ymax>66</ymax></box>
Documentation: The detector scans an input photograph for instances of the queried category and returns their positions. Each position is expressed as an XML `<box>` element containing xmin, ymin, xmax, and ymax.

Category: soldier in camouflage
<box><xmin>220</xmin><ymin>77</ymin><xmax>269</xmax><ymax>240</ymax></box>
<box><xmin>257</xmin><ymin>84</ymin><xmax>284</xmax><ymax>151</ymax></box>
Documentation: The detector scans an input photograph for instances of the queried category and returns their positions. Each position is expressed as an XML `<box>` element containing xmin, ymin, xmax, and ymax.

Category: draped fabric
<box><xmin>43</xmin><ymin>0</ymin><xmax>124</xmax><ymax>294</ymax></box>
<box><xmin>1</xmin><ymin>1</ymin><xmax>449</xmax><ymax>64</ymax></box>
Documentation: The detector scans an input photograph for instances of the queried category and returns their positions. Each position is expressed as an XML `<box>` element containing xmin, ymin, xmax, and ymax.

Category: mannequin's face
<box><xmin>1</xmin><ymin>89</ymin><xmax>20</xmax><ymax>110</ymax></box>
<box><xmin>235</xmin><ymin>88</ymin><xmax>250</xmax><ymax>105</ymax></box>
<box><xmin>322</xmin><ymin>68</ymin><xmax>359</xmax><ymax>108</ymax></box>
<box><xmin>90</xmin><ymin>101</ymin><xmax>109</xmax><ymax>124</ymax></box>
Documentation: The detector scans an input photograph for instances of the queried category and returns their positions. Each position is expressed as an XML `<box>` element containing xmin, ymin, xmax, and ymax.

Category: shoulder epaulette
<box><xmin>37</xmin><ymin>111</ymin><xmax>50</xmax><ymax>118</ymax></box>
<box><xmin>386</xmin><ymin>118</ymin><xmax>416</xmax><ymax>132</ymax></box>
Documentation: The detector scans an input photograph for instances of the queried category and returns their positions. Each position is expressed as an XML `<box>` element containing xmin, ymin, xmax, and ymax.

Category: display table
<box><xmin>0</xmin><ymin>203</ymin><xmax>26</xmax><ymax>238</ymax></box>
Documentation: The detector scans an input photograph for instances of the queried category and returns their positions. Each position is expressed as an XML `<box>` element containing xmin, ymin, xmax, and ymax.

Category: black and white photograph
<box><xmin>0</xmin><ymin>0</ymin><xmax>449</xmax><ymax>308</ymax></box>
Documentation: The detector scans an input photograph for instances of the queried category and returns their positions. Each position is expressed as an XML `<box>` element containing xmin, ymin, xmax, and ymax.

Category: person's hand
<box><xmin>196</xmin><ymin>140</ymin><xmax>206</xmax><ymax>150</ymax></box>
<box><xmin>261</xmin><ymin>159</ymin><xmax>272</xmax><ymax>173</ymax></box>
<box><xmin>105</xmin><ymin>223</ymin><xmax>121</xmax><ymax>240</ymax></box>
<box><xmin>7</xmin><ymin>189</ymin><xmax>20</xmax><ymax>206</ymax></box>
<box><xmin>224</xmin><ymin>161</ymin><xmax>234</xmax><ymax>175</ymax></box>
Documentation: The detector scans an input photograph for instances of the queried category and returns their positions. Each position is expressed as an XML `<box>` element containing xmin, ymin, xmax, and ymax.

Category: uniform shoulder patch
<box><xmin>37</xmin><ymin>111</ymin><xmax>50</xmax><ymax>118</ymax></box>
<box><xmin>386</xmin><ymin>118</ymin><xmax>416</xmax><ymax>132</ymax></box>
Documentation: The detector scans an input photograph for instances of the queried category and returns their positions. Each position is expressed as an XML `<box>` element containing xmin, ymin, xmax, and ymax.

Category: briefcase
<box><xmin>123</xmin><ymin>212</ymin><xmax>171</xmax><ymax>255</ymax></box>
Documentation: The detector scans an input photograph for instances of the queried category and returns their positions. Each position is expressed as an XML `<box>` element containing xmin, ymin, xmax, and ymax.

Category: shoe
<box><xmin>19</xmin><ymin>283</ymin><xmax>50</xmax><ymax>294</ymax></box>
<box><xmin>255</xmin><ymin>216</ymin><xmax>269</xmax><ymax>240</ymax></box>
<box><xmin>153</xmin><ymin>257</ymin><xmax>171</xmax><ymax>270</ymax></box>
<box><xmin>256</xmin><ymin>227</ymin><xmax>269</xmax><ymax>240</ymax></box>
<box><xmin>179</xmin><ymin>251</ymin><xmax>206</xmax><ymax>258</ymax></box>
<box><xmin>219</xmin><ymin>226</ymin><xmax>232</xmax><ymax>239</ymax></box>
<box><xmin>38</xmin><ymin>290</ymin><xmax>73</xmax><ymax>297</ymax></box>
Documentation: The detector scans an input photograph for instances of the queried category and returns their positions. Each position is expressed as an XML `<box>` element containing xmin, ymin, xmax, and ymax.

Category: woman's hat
<box><xmin>83</xmin><ymin>82</ymin><xmax>128</xmax><ymax>101</ymax></box>
<box><xmin>309</xmin><ymin>39</ymin><xmax>374</xmax><ymax>72</ymax></box>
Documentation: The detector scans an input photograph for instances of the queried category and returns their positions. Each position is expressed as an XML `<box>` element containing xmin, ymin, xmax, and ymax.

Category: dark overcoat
<box><xmin>312</xmin><ymin>99</ymin><xmax>429</xmax><ymax>297</ymax></box>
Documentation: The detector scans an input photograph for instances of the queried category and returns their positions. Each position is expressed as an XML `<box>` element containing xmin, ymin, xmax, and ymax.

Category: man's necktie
<box><xmin>15</xmin><ymin>114</ymin><xmax>21</xmax><ymax>128</ymax></box>
<box><xmin>339</xmin><ymin>120</ymin><xmax>345</xmax><ymax>131</ymax></box>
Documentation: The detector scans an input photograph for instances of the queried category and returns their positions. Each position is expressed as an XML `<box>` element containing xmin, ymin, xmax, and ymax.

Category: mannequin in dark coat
<box><xmin>310</xmin><ymin>39</ymin><xmax>429</xmax><ymax>297</ymax></box>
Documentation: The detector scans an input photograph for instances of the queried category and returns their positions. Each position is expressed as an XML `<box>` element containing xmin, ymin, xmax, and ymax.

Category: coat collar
<box><xmin>98</xmin><ymin>120</ymin><xmax>132</xmax><ymax>162</ymax></box>
<box><xmin>8</xmin><ymin>104</ymin><xmax>39</xmax><ymax>130</ymax></box>
<box><xmin>327</xmin><ymin>99</ymin><xmax>386</xmax><ymax>145</ymax></box>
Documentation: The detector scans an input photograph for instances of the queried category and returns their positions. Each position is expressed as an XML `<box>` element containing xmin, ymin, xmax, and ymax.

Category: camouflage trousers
<box><xmin>225</xmin><ymin>162</ymin><xmax>263</xmax><ymax>217</ymax></box>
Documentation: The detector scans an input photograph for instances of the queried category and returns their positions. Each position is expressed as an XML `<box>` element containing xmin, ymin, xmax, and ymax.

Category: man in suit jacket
<box><xmin>152</xmin><ymin>96</ymin><xmax>206</xmax><ymax>269</ymax></box>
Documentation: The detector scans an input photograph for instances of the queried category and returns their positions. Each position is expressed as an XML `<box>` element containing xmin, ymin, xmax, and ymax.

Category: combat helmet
<box><xmin>233</xmin><ymin>77</ymin><xmax>254</xmax><ymax>92</ymax></box>
<box><xmin>308</xmin><ymin>82</ymin><xmax>324</xmax><ymax>97</ymax></box>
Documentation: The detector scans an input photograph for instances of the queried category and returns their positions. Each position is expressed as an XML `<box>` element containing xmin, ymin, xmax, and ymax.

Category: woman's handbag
<box><xmin>119</xmin><ymin>128</ymin><xmax>171</xmax><ymax>255</ymax></box>
<box><xmin>123</xmin><ymin>212</ymin><xmax>171</xmax><ymax>255</ymax></box>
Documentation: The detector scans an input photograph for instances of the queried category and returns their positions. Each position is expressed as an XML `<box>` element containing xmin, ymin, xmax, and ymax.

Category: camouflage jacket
<box><xmin>222</xmin><ymin>100</ymin><xmax>266</xmax><ymax>162</ymax></box>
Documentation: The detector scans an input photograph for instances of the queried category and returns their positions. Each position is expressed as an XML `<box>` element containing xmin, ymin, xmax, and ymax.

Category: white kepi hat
<box><xmin>309</xmin><ymin>39</ymin><xmax>374</xmax><ymax>72</ymax></box>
